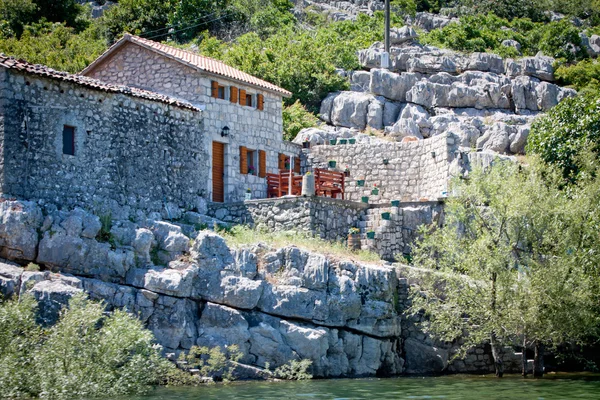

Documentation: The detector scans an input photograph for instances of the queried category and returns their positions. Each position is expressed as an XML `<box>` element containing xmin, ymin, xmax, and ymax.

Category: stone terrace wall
<box><xmin>305</xmin><ymin>133</ymin><xmax>458</xmax><ymax>203</ymax></box>
<box><xmin>0</xmin><ymin>68</ymin><xmax>207</xmax><ymax>214</ymax></box>
<box><xmin>207</xmin><ymin>196</ymin><xmax>368</xmax><ymax>242</ymax></box>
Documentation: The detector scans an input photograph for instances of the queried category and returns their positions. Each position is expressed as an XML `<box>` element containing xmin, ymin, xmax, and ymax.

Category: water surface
<box><xmin>126</xmin><ymin>373</ymin><xmax>600</xmax><ymax>400</ymax></box>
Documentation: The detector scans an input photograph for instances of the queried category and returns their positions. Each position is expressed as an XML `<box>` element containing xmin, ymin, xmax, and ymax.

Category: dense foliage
<box><xmin>410</xmin><ymin>160</ymin><xmax>600</xmax><ymax>376</ymax></box>
<box><xmin>555</xmin><ymin>59</ymin><xmax>600</xmax><ymax>93</ymax></box>
<box><xmin>282</xmin><ymin>100</ymin><xmax>319</xmax><ymax>141</ymax></box>
<box><xmin>421</xmin><ymin>13</ymin><xmax>586</xmax><ymax>61</ymax></box>
<box><xmin>0</xmin><ymin>293</ymin><xmax>172</xmax><ymax>398</ymax></box>
<box><xmin>527</xmin><ymin>92</ymin><xmax>600</xmax><ymax>180</ymax></box>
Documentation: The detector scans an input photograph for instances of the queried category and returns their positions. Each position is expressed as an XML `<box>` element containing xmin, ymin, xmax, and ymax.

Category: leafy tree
<box><xmin>555</xmin><ymin>59</ymin><xmax>600</xmax><ymax>93</ymax></box>
<box><xmin>167</xmin><ymin>0</ymin><xmax>232</xmax><ymax>42</ymax></box>
<box><xmin>0</xmin><ymin>0</ymin><xmax>37</xmax><ymax>37</ymax></box>
<box><xmin>100</xmin><ymin>0</ymin><xmax>172</xmax><ymax>42</ymax></box>
<box><xmin>0</xmin><ymin>293</ymin><xmax>173</xmax><ymax>398</ymax></box>
<box><xmin>282</xmin><ymin>100</ymin><xmax>319</xmax><ymax>141</ymax></box>
<box><xmin>32</xmin><ymin>0</ymin><xmax>86</xmax><ymax>30</ymax></box>
<box><xmin>409</xmin><ymin>160</ymin><xmax>600</xmax><ymax>377</ymax></box>
<box><xmin>0</xmin><ymin>21</ymin><xmax>107</xmax><ymax>73</ymax></box>
<box><xmin>527</xmin><ymin>91</ymin><xmax>600</xmax><ymax>181</ymax></box>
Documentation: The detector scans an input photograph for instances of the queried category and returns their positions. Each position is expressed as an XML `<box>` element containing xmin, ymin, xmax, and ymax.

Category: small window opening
<box><xmin>247</xmin><ymin>149</ymin><xmax>257</xmax><ymax>175</ymax></box>
<box><xmin>217</xmin><ymin>86</ymin><xmax>225</xmax><ymax>99</ymax></box>
<box><xmin>62</xmin><ymin>125</ymin><xmax>75</xmax><ymax>156</ymax></box>
<box><xmin>245</xmin><ymin>94</ymin><xmax>253</xmax><ymax>107</ymax></box>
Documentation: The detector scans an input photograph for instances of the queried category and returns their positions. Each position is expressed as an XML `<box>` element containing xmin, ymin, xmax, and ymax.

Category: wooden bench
<box><xmin>267</xmin><ymin>171</ymin><xmax>302</xmax><ymax>197</ymax></box>
<box><xmin>314</xmin><ymin>169</ymin><xmax>345</xmax><ymax>199</ymax></box>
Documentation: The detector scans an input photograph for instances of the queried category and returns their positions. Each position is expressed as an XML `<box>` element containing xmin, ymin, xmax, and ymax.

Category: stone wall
<box><xmin>85</xmin><ymin>41</ymin><xmax>299</xmax><ymax>202</ymax></box>
<box><xmin>0</xmin><ymin>67</ymin><xmax>208</xmax><ymax>214</ymax></box>
<box><xmin>305</xmin><ymin>133</ymin><xmax>457</xmax><ymax>203</ymax></box>
<box><xmin>207</xmin><ymin>196</ymin><xmax>368</xmax><ymax>242</ymax></box>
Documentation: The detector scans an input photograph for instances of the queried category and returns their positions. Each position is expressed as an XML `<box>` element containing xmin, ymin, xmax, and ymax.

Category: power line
<box><xmin>144</xmin><ymin>11</ymin><xmax>236</xmax><ymax>41</ymax></box>
<box><xmin>138</xmin><ymin>10</ymin><xmax>222</xmax><ymax>38</ymax></box>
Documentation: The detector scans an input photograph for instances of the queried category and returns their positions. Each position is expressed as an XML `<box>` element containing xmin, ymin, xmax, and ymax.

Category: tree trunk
<box><xmin>533</xmin><ymin>341</ymin><xmax>544</xmax><ymax>378</ymax></box>
<box><xmin>521</xmin><ymin>336</ymin><xmax>528</xmax><ymax>377</ymax></box>
<box><xmin>490</xmin><ymin>332</ymin><xmax>504</xmax><ymax>378</ymax></box>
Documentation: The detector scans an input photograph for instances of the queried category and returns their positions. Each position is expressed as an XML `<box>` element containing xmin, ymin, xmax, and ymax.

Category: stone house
<box><xmin>0</xmin><ymin>55</ymin><xmax>209</xmax><ymax>214</ymax></box>
<box><xmin>81</xmin><ymin>34</ymin><xmax>301</xmax><ymax>203</ymax></box>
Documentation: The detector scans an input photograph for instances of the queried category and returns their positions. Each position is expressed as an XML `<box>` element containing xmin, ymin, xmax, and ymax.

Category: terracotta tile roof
<box><xmin>82</xmin><ymin>34</ymin><xmax>292</xmax><ymax>97</ymax></box>
<box><xmin>0</xmin><ymin>54</ymin><xmax>200</xmax><ymax>111</ymax></box>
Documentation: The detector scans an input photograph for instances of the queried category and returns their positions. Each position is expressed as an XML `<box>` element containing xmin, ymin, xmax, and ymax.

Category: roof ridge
<box><xmin>0</xmin><ymin>53</ymin><xmax>200</xmax><ymax>111</ymax></box>
<box><xmin>83</xmin><ymin>33</ymin><xmax>291</xmax><ymax>97</ymax></box>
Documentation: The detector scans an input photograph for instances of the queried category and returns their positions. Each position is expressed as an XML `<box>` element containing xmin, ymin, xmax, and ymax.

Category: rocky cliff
<box><xmin>294</xmin><ymin>24</ymin><xmax>578</xmax><ymax>157</ymax></box>
<box><xmin>0</xmin><ymin>200</ymin><xmax>519</xmax><ymax>377</ymax></box>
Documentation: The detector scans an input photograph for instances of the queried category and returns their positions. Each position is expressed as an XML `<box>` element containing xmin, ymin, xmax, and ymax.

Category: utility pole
<box><xmin>381</xmin><ymin>0</ymin><xmax>390</xmax><ymax>69</ymax></box>
<box><xmin>384</xmin><ymin>0</ymin><xmax>390</xmax><ymax>53</ymax></box>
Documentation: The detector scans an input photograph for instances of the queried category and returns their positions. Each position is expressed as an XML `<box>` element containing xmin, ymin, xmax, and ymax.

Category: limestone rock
<box><xmin>369</xmin><ymin>69</ymin><xmax>420</xmax><ymax>102</ymax></box>
<box><xmin>404</xmin><ymin>337</ymin><xmax>449</xmax><ymax>374</ymax></box>
<box><xmin>28</xmin><ymin>278</ymin><xmax>83</xmax><ymax>326</ymax></box>
<box><xmin>196</xmin><ymin>303</ymin><xmax>252</xmax><ymax>360</ymax></box>
<box><xmin>350</xmin><ymin>71</ymin><xmax>372</xmax><ymax>92</ymax></box>
<box><xmin>329</xmin><ymin>92</ymin><xmax>375</xmax><ymax>130</ymax></box>
<box><xmin>0</xmin><ymin>200</ymin><xmax>43</xmax><ymax>262</ymax></box>
<box><xmin>501</xmin><ymin>39</ymin><xmax>522</xmax><ymax>54</ymax></box>
<box><xmin>476</xmin><ymin>122</ymin><xmax>512</xmax><ymax>153</ymax></box>
<box><xmin>367</xmin><ymin>98</ymin><xmax>384</xmax><ymax>130</ymax></box>
<box><xmin>390</xmin><ymin>26</ymin><xmax>418</xmax><ymax>45</ymax></box>
<box><xmin>505</xmin><ymin>55</ymin><xmax>555</xmax><ymax>82</ymax></box>
<box><xmin>0</xmin><ymin>260</ymin><xmax>23</xmax><ymax>298</ymax></box>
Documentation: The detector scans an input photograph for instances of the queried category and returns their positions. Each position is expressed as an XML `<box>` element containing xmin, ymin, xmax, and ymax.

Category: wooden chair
<box><xmin>314</xmin><ymin>169</ymin><xmax>345</xmax><ymax>199</ymax></box>
<box><xmin>266</xmin><ymin>171</ymin><xmax>302</xmax><ymax>197</ymax></box>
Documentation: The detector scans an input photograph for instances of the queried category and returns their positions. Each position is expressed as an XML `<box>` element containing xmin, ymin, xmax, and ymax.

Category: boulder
<box><xmin>465</xmin><ymin>53</ymin><xmax>505</xmax><ymax>75</ymax></box>
<box><xmin>410</xmin><ymin>12</ymin><xmax>457</xmax><ymax>32</ymax></box>
<box><xmin>318</xmin><ymin>92</ymin><xmax>339</xmax><ymax>123</ymax></box>
<box><xmin>390</xmin><ymin>26</ymin><xmax>418</xmax><ymax>45</ymax></box>
<box><xmin>151</xmin><ymin>221</ymin><xmax>190</xmax><ymax>264</ymax></box>
<box><xmin>196</xmin><ymin>303</ymin><xmax>252</xmax><ymax>361</ymax></box>
<box><xmin>350</xmin><ymin>71</ymin><xmax>371</xmax><ymax>92</ymax></box>
<box><xmin>0</xmin><ymin>200</ymin><xmax>43</xmax><ymax>262</ymax></box>
<box><xmin>369</xmin><ymin>69</ymin><xmax>420</xmax><ymax>101</ymax></box>
<box><xmin>501</xmin><ymin>39</ymin><xmax>522</xmax><ymax>54</ymax></box>
<box><xmin>589</xmin><ymin>35</ymin><xmax>600</xmax><ymax>57</ymax></box>
<box><xmin>509</xmin><ymin>125</ymin><xmax>530</xmax><ymax>154</ymax></box>
<box><xmin>28</xmin><ymin>278</ymin><xmax>83</xmax><ymax>326</ymax></box>
<box><xmin>329</xmin><ymin>92</ymin><xmax>375</xmax><ymax>130</ymax></box>
<box><xmin>366</xmin><ymin>98</ymin><xmax>384</xmax><ymax>130</ymax></box>
<box><xmin>0</xmin><ymin>260</ymin><xmax>23</xmax><ymax>298</ymax></box>
<box><xmin>476</xmin><ymin>122</ymin><xmax>512</xmax><ymax>153</ymax></box>
<box><xmin>404</xmin><ymin>337</ymin><xmax>449</xmax><ymax>374</ymax></box>
<box><xmin>142</xmin><ymin>263</ymin><xmax>198</xmax><ymax>298</ymax></box>
<box><xmin>382</xmin><ymin>101</ymin><xmax>402</xmax><ymax>127</ymax></box>
<box><xmin>505</xmin><ymin>55</ymin><xmax>555</xmax><ymax>82</ymax></box>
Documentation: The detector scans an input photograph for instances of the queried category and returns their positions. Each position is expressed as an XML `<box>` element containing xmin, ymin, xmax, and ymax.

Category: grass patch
<box><xmin>220</xmin><ymin>225</ymin><xmax>382</xmax><ymax>264</ymax></box>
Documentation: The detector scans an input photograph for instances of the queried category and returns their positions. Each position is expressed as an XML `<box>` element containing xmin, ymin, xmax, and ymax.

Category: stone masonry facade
<box><xmin>83</xmin><ymin>38</ymin><xmax>301</xmax><ymax>202</ymax></box>
<box><xmin>207</xmin><ymin>196</ymin><xmax>368</xmax><ymax>242</ymax></box>
<box><xmin>0</xmin><ymin>64</ymin><xmax>207</xmax><ymax>214</ymax></box>
<box><xmin>304</xmin><ymin>133</ymin><xmax>458</xmax><ymax>204</ymax></box>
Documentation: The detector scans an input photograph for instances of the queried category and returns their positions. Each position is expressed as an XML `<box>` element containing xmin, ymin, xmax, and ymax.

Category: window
<box><xmin>246</xmin><ymin>149</ymin><xmax>257</xmax><ymax>175</ymax></box>
<box><xmin>62</xmin><ymin>125</ymin><xmax>75</xmax><ymax>156</ymax></box>
<box><xmin>211</xmin><ymin>80</ymin><xmax>225</xmax><ymax>99</ymax></box>
<box><xmin>245</xmin><ymin>94</ymin><xmax>253</xmax><ymax>107</ymax></box>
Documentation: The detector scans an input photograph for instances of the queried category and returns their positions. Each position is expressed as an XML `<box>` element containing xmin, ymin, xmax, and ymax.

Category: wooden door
<box><xmin>212</xmin><ymin>142</ymin><xmax>225</xmax><ymax>202</ymax></box>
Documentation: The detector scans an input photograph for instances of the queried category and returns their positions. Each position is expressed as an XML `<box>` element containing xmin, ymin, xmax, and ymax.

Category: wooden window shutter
<box><xmin>258</xmin><ymin>150</ymin><xmax>266</xmax><ymax>178</ymax></box>
<box><xmin>257</xmin><ymin>94</ymin><xmax>264</xmax><ymax>110</ymax></box>
<box><xmin>239</xmin><ymin>89</ymin><xmax>247</xmax><ymax>105</ymax></box>
<box><xmin>294</xmin><ymin>156</ymin><xmax>301</xmax><ymax>174</ymax></box>
<box><xmin>230</xmin><ymin>86</ymin><xmax>238</xmax><ymax>103</ymax></box>
<box><xmin>211</xmin><ymin>81</ymin><xmax>219</xmax><ymax>98</ymax></box>
<box><xmin>278</xmin><ymin>153</ymin><xmax>286</xmax><ymax>170</ymax></box>
<box><xmin>240</xmin><ymin>146</ymin><xmax>248</xmax><ymax>174</ymax></box>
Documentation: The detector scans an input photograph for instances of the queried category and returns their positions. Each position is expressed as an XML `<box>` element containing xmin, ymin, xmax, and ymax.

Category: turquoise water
<box><xmin>126</xmin><ymin>374</ymin><xmax>600</xmax><ymax>400</ymax></box>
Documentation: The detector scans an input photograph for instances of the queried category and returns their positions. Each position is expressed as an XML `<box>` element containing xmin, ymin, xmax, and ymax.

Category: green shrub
<box><xmin>421</xmin><ymin>13</ymin><xmax>588</xmax><ymax>62</ymax></box>
<box><xmin>273</xmin><ymin>359</ymin><xmax>313</xmax><ymax>380</ymax></box>
<box><xmin>0</xmin><ymin>21</ymin><xmax>107</xmax><ymax>73</ymax></box>
<box><xmin>555</xmin><ymin>59</ymin><xmax>600</xmax><ymax>93</ymax></box>
<box><xmin>282</xmin><ymin>100</ymin><xmax>319</xmax><ymax>141</ymax></box>
<box><xmin>527</xmin><ymin>91</ymin><xmax>600</xmax><ymax>180</ymax></box>
<box><xmin>0</xmin><ymin>293</ymin><xmax>173</xmax><ymax>398</ymax></box>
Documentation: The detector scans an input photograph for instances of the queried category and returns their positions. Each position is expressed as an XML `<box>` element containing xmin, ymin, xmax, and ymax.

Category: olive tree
<box><xmin>409</xmin><ymin>159</ymin><xmax>600</xmax><ymax>377</ymax></box>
